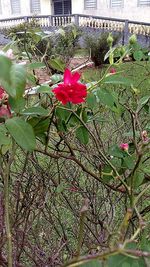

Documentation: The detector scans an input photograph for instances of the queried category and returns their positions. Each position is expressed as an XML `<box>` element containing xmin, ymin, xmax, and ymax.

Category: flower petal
<box><xmin>0</xmin><ymin>106</ymin><xmax>11</xmax><ymax>117</ymax></box>
<box><xmin>64</xmin><ymin>69</ymin><xmax>72</xmax><ymax>84</ymax></box>
<box><xmin>71</xmin><ymin>72</ymin><xmax>81</xmax><ymax>84</ymax></box>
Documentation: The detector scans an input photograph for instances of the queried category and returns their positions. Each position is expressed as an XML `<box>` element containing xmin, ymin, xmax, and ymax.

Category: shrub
<box><xmin>52</xmin><ymin>25</ymin><xmax>82</xmax><ymax>63</ymax></box>
<box><xmin>0</xmin><ymin>37</ymin><xmax>150</xmax><ymax>267</ymax></box>
<box><xmin>84</xmin><ymin>32</ymin><xmax>120</xmax><ymax>66</ymax></box>
<box><xmin>3</xmin><ymin>17</ymin><xmax>40</xmax><ymax>36</ymax></box>
<box><xmin>5</xmin><ymin>22</ymin><xmax>81</xmax><ymax>65</ymax></box>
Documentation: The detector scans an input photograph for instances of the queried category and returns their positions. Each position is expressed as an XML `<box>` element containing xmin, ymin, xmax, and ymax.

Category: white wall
<box><xmin>1</xmin><ymin>0</ymin><xmax>11</xmax><ymax>18</ymax></box>
<box><xmin>41</xmin><ymin>0</ymin><xmax>52</xmax><ymax>15</ymax></box>
<box><xmin>72</xmin><ymin>0</ymin><xmax>84</xmax><ymax>13</ymax></box>
<box><xmin>0</xmin><ymin>0</ymin><xmax>52</xmax><ymax>19</ymax></box>
<box><xmin>0</xmin><ymin>0</ymin><xmax>150</xmax><ymax>23</ymax></box>
<box><xmin>72</xmin><ymin>0</ymin><xmax>150</xmax><ymax>23</ymax></box>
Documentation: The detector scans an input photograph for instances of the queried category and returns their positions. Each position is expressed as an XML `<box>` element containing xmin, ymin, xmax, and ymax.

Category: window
<box><xmin>53</xmin><ymin>0</ymin><xmax>71</xmax><ymax>15</ymax></box>
<box><xmin>85</xmin><ymin>0</ymin><xmax>97</xmax><ymax>9</ymax></box>
<box><xmin>138</xmin><ymin>0</ymin><xmax>150</xmax><ymax>6</ymax></box>
<box><xmin>30</xmin><ymin>0</ymin><xmax>41</xmax><ymax>13</ymax></box>
<box><xmin>110</xmin><ymin>0</ymin><xmax>123</xmax><ymax>7</ymax></box>
<box><xmin>11</xmin><ymin>0</ymin><xmax>20</xmax><ymax>14</ymax></box>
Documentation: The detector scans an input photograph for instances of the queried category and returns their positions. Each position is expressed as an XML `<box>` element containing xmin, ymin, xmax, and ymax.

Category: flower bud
<box><xmin>142</xmin><ymin>130</ymin><xmax>149</xmax><ymax>142</ymax></box>
<box><xmin>129</xmin><ymin>34</ymin><xmax>137</xmax><ymax>45</ymax></box>
<box><xmin>119</xmin><ymin>143</ymin><xmax>129</xmax><ymax>152</ymax></box>
<box><xmin>109</xmin><ymin>68</ymin><xmax>116</xmax><ymax>74</ymax></box>
<box><xmin>6</xmin><ymin>49</ymin><xmax>14</xmax><ymax>59</ymax></box>
<box><xmin>107</xmin><ymin>34</ymin><xmax>113</xmax><ymax>47</ymax></box>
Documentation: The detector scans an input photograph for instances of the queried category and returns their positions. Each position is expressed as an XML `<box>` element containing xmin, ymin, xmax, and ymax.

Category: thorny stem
<box><xmin>4</xmin><ymin>160</ymin><xmax>13</xmax><ymax>267</ymax></box>
<box><xmin>60</xmin><ymin>106</ymin><xmax>129</xmax><ymax>192</ymax></box>
<box><xmin>77</xmin><ymin>199</ymin><xmax>89</xmax><ymax>258</ymax></box>
<box><xmin>3</xmin><ymin>141</ymin><xmax>15</xmax><ymax>267</ymax></box>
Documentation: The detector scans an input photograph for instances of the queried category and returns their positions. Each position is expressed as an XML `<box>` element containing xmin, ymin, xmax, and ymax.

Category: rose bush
<box><xmin>0</xmin><ymin>35</ymin><xmax>149</xmax><ymax>267</ymax></box>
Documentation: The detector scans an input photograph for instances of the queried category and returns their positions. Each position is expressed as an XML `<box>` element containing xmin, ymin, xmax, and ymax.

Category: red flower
<box><xmin>52</xmin><ymin>69</ymin><xmax>87</xmax><ymax>105</ymax></box>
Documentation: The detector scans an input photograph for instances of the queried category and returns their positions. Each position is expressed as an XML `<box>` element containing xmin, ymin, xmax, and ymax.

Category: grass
<box><xmin>74</xmin><ymin>48</ymin><xmax>89</xmax><ymax>57</ymax></box>
<box><xmin>82</xmin><ymin>61</ymin><xmax>150</xmax><ymax>95</ymax></box>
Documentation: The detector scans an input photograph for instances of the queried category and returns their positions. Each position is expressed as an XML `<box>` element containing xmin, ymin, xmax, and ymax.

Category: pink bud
<box><xmin>0</xmin><ymin>86</ymin><xmax>5</xmax><ymax>99</ymax></box>
<box><xmin>18</xmin><ymin>61</ymin><xmax>27</xmax><ymax>65</ymax></box>
<box><xmin>6</xmin><ymin>49</ymin><xmax>14</xmax><ymax>59</ymax></box>
<box><xmin>120</xmin><ymin>143</ymin><xmax>129</xmax><ymax>151</ymax></box>
<box><xmin>0</xmin><ymin>106</ymin><xmax>11</xmax><ymax>117</ymax></box>
<box><xmin>69</xmin><ymin>187</ymin><xmax>78</xmax><ymax>192</ymax></box>
<box><xmin>142</xmin><ymin>130</ymin><xmax>149</xmax><ymax>142</ymax></box>
<box><xmin>109</xmin><ymin>68</ymin><xmax>116</xmax><ymax>74</ymax></box>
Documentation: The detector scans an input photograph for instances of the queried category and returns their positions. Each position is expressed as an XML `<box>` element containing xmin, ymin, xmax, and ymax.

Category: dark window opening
<box><xmin>53</xmin><ymin>0</ymin><xmax>71</xmax><ymax>15</ymax></box>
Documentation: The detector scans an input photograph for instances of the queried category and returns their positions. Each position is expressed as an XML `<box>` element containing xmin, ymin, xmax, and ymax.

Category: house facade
<box><xmin>0</xmin><ymin>0</ymin><xmax>150</xmax><ymax>22</ymax></box>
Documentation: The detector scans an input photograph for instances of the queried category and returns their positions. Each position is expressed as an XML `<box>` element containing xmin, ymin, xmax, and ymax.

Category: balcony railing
<box><xmin>0</xmin><ymin>14</ymin><xmax>150</xmax><ymax>43</ymax></box>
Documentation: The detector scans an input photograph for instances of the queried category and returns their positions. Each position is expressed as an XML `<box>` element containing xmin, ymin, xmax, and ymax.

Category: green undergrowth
<box><xmin>82</xmin><ymin>61</ymin><xmax>150</xmax><ymax>96</ymax></box>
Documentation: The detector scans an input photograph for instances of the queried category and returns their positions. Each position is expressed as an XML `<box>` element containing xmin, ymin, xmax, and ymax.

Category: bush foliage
<box><xmin>0</xmin><ymin>32</ymin><xmax>149</xmax><ymax>267</ymax></box>
<box><xmin>84</xmin><ymin>32</ymin><xmax>120</xmax><ymax>66</ymax></box>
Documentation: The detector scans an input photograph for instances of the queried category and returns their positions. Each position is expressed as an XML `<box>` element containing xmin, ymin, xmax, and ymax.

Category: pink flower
<box><xmin>52</xmin><ymin>69</ymin><xmax>87</xmax><ymax>105</ymax></box>
<box><xmin>109</xmin><ymin>68</ymin><xmax>116</xmax><ymax>74</ymax></box>
<box><xmin>120</xmin><ymin>143</ymin><xmax>129</xmax><ymax>151</ymax></box>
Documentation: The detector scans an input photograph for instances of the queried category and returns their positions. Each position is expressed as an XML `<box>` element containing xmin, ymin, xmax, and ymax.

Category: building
<box><xmin>0</xmin><ymin>0</ymin><xmax>150</xmax><ymax>23</ymax></box>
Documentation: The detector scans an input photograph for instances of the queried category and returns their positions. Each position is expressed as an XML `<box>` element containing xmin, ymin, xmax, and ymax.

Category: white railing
<box><xmin>0</xmin><ymin>14</ymin><xmax>150</xmax><ymax>41</ymax></box>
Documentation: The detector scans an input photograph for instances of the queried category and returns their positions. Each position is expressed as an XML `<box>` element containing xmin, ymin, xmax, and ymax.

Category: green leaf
<box><xmin>51</xmin><ymin>74</ymin><xmax>62</xmax><ymax>84</ymax></box>
<box><xmin>104</xmin><ymin>47</ymin><xmax>116</xmax><ymax>61</ymax></box>
<box><xmin>87</xmin><ymin>92</ymin><xmax>97</xmax><ymax>109</ymax></box>
<box><xmin>133</xmin><ymin>50</ymin><xmax>144</xmax><ymax>61</ymax></box>
<box><xmin>103</xmin><ymin>75</ymin><xmax>132</xmax><ymax>86</ymax></box>
<box><xmin>82</xmin><ymin>109</ymin><xmax>88</xmax><ymax>123</ymax></box>
<box><xmin>1</xmin><ymin>140</ymin><xmax>12</xmax><ymax>154</ymax></box>
<box><xmin>27</xmin><ymin>62</ymin><xmax>46</xmax><ymax>69</ymax></box>
<box><xmin>109</xmin><ymin>145</ymin><xmax>124</xmax><ymax>158</ymax></box>
<box><xmin>102</xmin><ymin>165</ymin><xmax>114</xmax><ymax>182</ymax></box>
<box><xmin>76</xmin><ymin>126</ymin><xmax>89</xmax><ymax>145</ymax></box>
<box><xmin>10</xmin><ymin>63</ymin><xmax>26</xmax><ymax>98</ymax></box>
<box><xmin>56</xmin><ymin>183</ymin><xmax>67</xmax><ymax>194</ymax></box>
<box><xmin>79</xmin><ymin>260</ymin><xmax>102</xmax><ymax>267</ymax></box>
<box><xmin>137</xmin><ymin>96</ymin><xmax>150</xmax><ymax>111</ymax></box>
<box><xmin>37</xmin><ymin>85</ymin><xmax>51</xmax><ymax>94</ymax></box>
<box><xmin>56</xmin><ymin>107</ymin><xmax>71</xmax><ymax>121</ymax></box>
<box><xmin>134</xmin><ymin>171</ymin><xmax>145</xmax><ymax>188</ymax></box>
<box><xmin>0</xmin><ymin>130</ymin><xmax>10</xmax><ymax>146</ymax></box>
<box><xmin>108</xmin><ymin>254</ymin><xmax>145</xmax><ymax>267</ymax></box>
<box><xmin>1</xmin><ymin>63</ymin><xmax>26</xmax><ymax>98</ymax></box>
<box><xmin>36</xmin><ymin>133</ymin><xmax>47</xmax><ymax>144</ymax></box>
<box><xmin>0</xmin><ymin>55</ymin><xmax>14</xmax><ymax>96</ymax></box>
<box><xmin>21</xmin><ymin>107</ymin><xmax>49</xmax><ymax>116</ymax></box>
<box><xmin>9</xmin><ymin>97</ymin><xmax>25</xmax><ymax>113</ymax></box>
<box><xmin>48</xmin><ymin>58</ymin><xmax>65</xmax><ymax>72</ymax></box>
<box><xmin>143</xmin><ymin>167</ymin><xmax>150</xmax><ymax>175</ymax></box>
<box><xmin>29</xmin><ymin>117</ymin><xmax>50</xmax><ymax>135</ymax></box>
<box><xmin>57</xmin><ymin>28</ymin><xmax>65</xmax><ymax>37</ymax></box>
<box><xmin>0</xmin><ymin>55</ymin><xmax>12</xmax><ymax>83</ymax></box>
<box><xmin>97</xmin><ymin>88</ymin><xmax>115</xmax><ymax>108</ymax></box>
<box><xmin>5</xmin><ymin>117</ymin><xmax>36</xmax><ymax>151</ymax></box>
<box><xmin>122</xmin><ymin>156</ymin><xmax>135</xmax><ymax>170</ymax></box>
